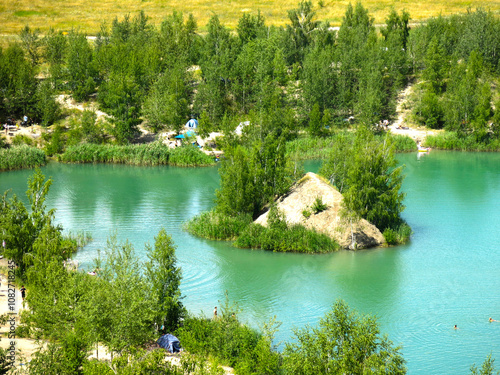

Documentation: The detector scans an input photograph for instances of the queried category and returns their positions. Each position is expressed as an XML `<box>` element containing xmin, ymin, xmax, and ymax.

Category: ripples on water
<box><xmin>1</xmin><ymin>154</ymin><xmax>500</xmax><ymax>373</ymax></box>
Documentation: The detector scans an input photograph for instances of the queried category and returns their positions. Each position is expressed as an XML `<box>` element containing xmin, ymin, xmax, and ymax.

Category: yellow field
<box><xmin>0</xmin><ymin>0</ymin><xmax>499</xmax><ymax>36</ymax></box>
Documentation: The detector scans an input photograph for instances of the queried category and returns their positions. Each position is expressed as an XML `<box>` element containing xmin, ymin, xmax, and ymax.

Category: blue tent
<box><xmin>174</xmin><ymin>134</ymin><xmax>185</xmax><ymax>139</ymax></box>
<box><xmin>186</xmin><ymin>118</ymin><xmax>198</xmax><ymax>129</ymax></box>
<box><xmin>157</xmin><ymin>334</ymin><xmax>181</xmax><ymax>353</ymax></box>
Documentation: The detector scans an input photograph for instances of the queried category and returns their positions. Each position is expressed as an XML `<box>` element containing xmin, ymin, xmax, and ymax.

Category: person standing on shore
<box><xmin>20</xmin><ymin>285</ymin><xmax>26</xmax><ymax>301</ymax></box>
<box><xmin>213</xmin><ymin>306</ymin><xmax>217</xmax><ymax>319</ymax></box>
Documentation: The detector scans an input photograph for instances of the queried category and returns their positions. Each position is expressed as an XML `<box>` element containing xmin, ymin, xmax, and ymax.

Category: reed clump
<box><xmin>425</xmin><ymin>132</ymin><xmax>500</xmax><ymax>151</ymax></box>
<box><xmin>286</xmin><ymin>132</ymin><xmax>416</xmax><ymax>161</ymax></box>
<box><xmin>60</xmin><ymin>142</ymin><xmax>216</xmax><ymax>167</ymax></box>
<box><xmin>0</xmin><ymin>145</ymin><xmax>47</xmax><ymax>171</ymax></box>
<box><xmin>184</xmin><ymin>211</ymin><xmax>252</xmax><ymax>240</ymax></box>
<box><xmin>235</xmin><ymin>222</ymin><xmax>339</xmax><ymax>253</ymax></box>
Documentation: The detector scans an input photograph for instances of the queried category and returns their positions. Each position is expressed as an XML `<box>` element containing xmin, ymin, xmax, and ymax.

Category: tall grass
<box><xmin>425</xmin><ymin>132</ymin><xmax>500</xmax><ymax>151</ymax></box>
<box><xmin>235</xmin><ymin>222</ymin><xmax>340</xmax><ymax>253</ymax></box>
<box><xmin>184</xmin><ymin>211</ymin><xmax>252</xmax><ymax>240</ymax></box>
<box><xmin>384</xmin><ymin>133</ymin><xmax>417</xmax><ymax>152</ymax></box>
<box><xmin>0</xmin><ymin>145</ymin><xmax>47</xmax><ymax>171</ymax></box>
<box><xmin>286</xmin><ymin>136</ymin><xmax>335</xmax><ymax>160</ymax></box>
<box><xmin>383</xmin><ymin>223</ymin><xmax>413</xmax><ymax>245</ymax></box>
<box><xmin>286</xmin><ymin>132</ymin><xmax>416</xmax><ymax>161</ymax></box>
<box><xmin>1</xmin><ymin>0</ymin><xmax>497</xmax><ymax>35</ymax></box>
<box><xmin>60</xmin><ymin>142</ymin><xmax>216</xmax><ymax>166</ymax></box>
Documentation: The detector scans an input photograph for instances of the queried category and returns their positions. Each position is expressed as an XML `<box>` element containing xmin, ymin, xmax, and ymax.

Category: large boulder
<box><xmin>254</xmin><ymin>172</ymin><xmax>385</xmax><ymax>249</ymax></box>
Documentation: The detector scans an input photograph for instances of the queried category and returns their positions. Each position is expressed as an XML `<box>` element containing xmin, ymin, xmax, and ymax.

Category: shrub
<box><xmin>11</xmin><ymin>134</ymin><xmax>34</xmax><ymax>146</ymax></box>
<box><xmin>311</xmin><ymin>197</ymin><xmax>327</xmax><ymax>213</ymax></box>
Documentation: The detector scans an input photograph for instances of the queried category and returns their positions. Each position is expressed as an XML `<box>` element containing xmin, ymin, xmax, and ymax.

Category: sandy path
<box><xmin>56</xmin><ymin>94</ymin><xmax>110</xmax><ymax>120</ymax></box>
<box><xmin>388</xmin><ymin>83</ymin><xmax>440</xmax><ymax>143</ymax></box>
<box><xmin>0</xmin><ymin>259</ymin><xmax>43</xmax><ymax>371</ymax></box>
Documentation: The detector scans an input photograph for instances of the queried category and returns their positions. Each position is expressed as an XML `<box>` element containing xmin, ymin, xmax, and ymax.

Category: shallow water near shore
<box><xmin>1</xmin><ymin>151</ymin><xmax>500</xmax><ymax>373</ymax></box>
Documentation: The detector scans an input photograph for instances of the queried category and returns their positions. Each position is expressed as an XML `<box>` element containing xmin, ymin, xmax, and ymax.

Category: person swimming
<box><xmin>489</xmin><ymin>317</ymin><xmax>497</xmax><ymax>322</ymax></box>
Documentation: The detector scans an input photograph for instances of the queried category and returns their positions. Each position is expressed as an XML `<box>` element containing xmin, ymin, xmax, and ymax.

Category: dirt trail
<box><xmin>388</xmin><ymin>83</ymin><xmax>440</xmax><ymax>143</ymax></box>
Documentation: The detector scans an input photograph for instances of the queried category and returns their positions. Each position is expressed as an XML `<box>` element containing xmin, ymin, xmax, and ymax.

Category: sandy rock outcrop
<box><xmin>254</xmin><ymin>172</ymin><xmax>385</xmax><ymax>249</ymax></box>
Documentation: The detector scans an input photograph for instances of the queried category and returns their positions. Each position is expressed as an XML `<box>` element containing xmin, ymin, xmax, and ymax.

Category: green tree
<box><xmin>308</xmin><ymin>103</ymin><xmax>322</xmax><ymax>137</ymax></box>
<box><xmin>159</xmin><ymin>11</ymin><xmax>198</xmax><ymax>67</ymax></box>
<box><xmin>196</xmin><ymin>110</ymin><xmax>213</xmax><ymax>139</ymax></box>
<box><xmin>444</xmin><ymin>52</ymin><xmax>492</xmax><ymax>137</ymax></box>
<box><xmin>98</xmin><ymin>73</ymin><xmax>142</xmax><ymax>143</ymax></box>
<box><xmin>301</xmin><ymin>45</ymin><xmax>337</xmax><ymax>114</ymax></box>
<box><xmin>320</xmin><ymin>130</ymin><xmax>405</xmax><ymax>231</ymax></box>
<box><xmin>145</xmin><ymin>229</ymin><xmax>184</xmax><ymax>333</ymax></box>
<box><xmin>66</xmin><ymin>31</ymin><xmax>97</xmax><ymax>101</ymax></box>
<box><xmin>283</xmin><ymin>300</ymin><xmax>406</xmax><ymax>374</ymax></box>
<box><xmin>422</xmin><ymin>37</ymin><xmax>448</xmax><ymax>94</ymax></box>
<box><xmin>470</xmin><ymin>354</ymin><xmax>499</xmax><ymax>375</ymax></box>
<box><xmin>415</xmin><ymin>86</ymin><xmax>444</xmax><ymax>129</ymax></box>
<box><xmin>336</xmin><ymin>2</ymin><xmax>376</xmax><ymax>114</ymax></box>
<box><xmin>142</xmin><ymin>65</ymin><xmax>191</xmax><ymax>133</ymax></box>
<box><xmin>237</xmin><ymin>11</ymin><xmax>266</xmax><ymax>45</ymax></box>
<box><xmin>215</xmin><ymin>145</ymin><xmax>255</xmax><ymax>217</ymax></box>
<box><xmin>35</xmin><ymin>79</ymin><xmax>61</xmax><ymax>126</ymax></box>
<box><xmin>43</xmin><ymin>29</ymin><xmax>68</xmax><ymax>90</ymax></box>
<box><xmin>285</xmin><ymin>1</ymin><xmax>319</xmax><ymax>64</ymax></box>
<box><xmin>0</xmin><ymin>348</ymin><xmax>12</xmax><ymax>374</ymax></box>
<box><xmin>0</xmin><ymin>169</ymin><xmax>59</xmax><ymax>276</ymax></box>
<box><xmin>19</xmin><ymin>25</ymin><xmax>42</xmax><ymax>66</ymax></box>
<box><xmin>381</xmin><ymin>8</ymin><xmax>410</xmax><ymax>51</ymax></box>
<box><xmin>28</xmin><ymin>333</ymin><xmax>90</xmax><ymax>375</ymax></box>
<box><xmin>195</xmin><ymin>15</ymin><xmax>236</xmax><ymax>121</ymax></box>
<box><xmin>0</xmin><ymin>44</ymin><xmax>37</xmax><ymax>118</ymax></box>
<box><xmin>92</xmin><ymin>236</ymin><xmax>155</xmax><ymax>354</ymax></box>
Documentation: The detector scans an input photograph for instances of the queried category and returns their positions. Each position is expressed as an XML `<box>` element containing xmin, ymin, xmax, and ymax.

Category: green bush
<box><xmin>11</xmin><ymin>134</ymin><xmax>34</xmax><ymax>146</ymax></box>
<box><xmin>311</xmin><ymin>197</ymin><xmax>327</xmax><ymax>213</ymax></box>
<box><xmin>0</xmin><ymin>145</ymin><xmax>46</xmax><ymax>171</ymax></box>
<box><xmin>175</xmin><ymin>312</ymin><xmax>280</xmax><ymax>374</ymax></box>
<box><xmin>0</xmin><ymin>135</ymin><xmax>8</xmax><ymax>149</ymax></box>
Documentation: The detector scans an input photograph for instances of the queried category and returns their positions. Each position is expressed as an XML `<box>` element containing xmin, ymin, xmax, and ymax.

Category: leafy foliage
<box><xmin>283</xmin><ymin>300</ymin><xmax>406</xmax><ymax>374</ymax></box>
<box><xmin>320</xmin><ymin>129</ymin><xmax>406</xmax><ymax>232</ymax></box>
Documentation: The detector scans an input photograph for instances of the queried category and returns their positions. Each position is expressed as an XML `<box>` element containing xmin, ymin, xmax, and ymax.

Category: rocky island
<box><xmin>255</xmin><ymin>172</ymin><xmax>385</xmax><ymax>250</ymax></box>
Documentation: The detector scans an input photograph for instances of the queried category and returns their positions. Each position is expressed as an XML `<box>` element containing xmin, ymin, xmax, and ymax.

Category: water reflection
<box><xmin>2</xmin><ymin>155</ymin><xmax>500</xmax><ymax>373</ymax></box>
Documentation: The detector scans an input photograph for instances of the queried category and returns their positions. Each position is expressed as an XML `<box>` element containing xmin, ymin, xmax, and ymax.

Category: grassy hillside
<box><xmin>0</xmin><ymin>0</ymin><xmax>499</xmax><ymax>36</ymax></box>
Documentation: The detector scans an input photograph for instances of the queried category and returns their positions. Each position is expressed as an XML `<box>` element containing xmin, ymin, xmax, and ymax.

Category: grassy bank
<box><xmin>235</xmin><ymin>222</ymin><xmax>340</xmax><ymax>253</ymax></box>
<box><xmin>1</xmin><ymin>0</ymin><xmax>497</xmax><ymax>36</ymax></box>
<box><xmin>186</xmin><ymin>209</ymin><xmax>340</xmax><ymax>254</ymax></box>
<box><xmin>184</xmin><ymin>211</ymin><xmax>252</xmax><ymax>241</ymax></box>
<box><xmin>286</xmin><ymin>132</ymin><xmax>416</xmax><ymax>161</ymax></box>
<box><xmin>425</xmin><ymin>132</ymin><xmax>500</xmax><ymax>151</ymax></box>
<box><xmin>0</xmin><ymin>145</ymin><xmax>47</xmax><ymax>171</ymax></box>
<box><xmin>60</xmin><ymin>142</ymin><xmax>216</xmax><ymax>167</ymax></box>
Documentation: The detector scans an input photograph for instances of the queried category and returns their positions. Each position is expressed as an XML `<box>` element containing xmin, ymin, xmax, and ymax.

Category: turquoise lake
<box><xmin>1</xmin><ymin>151</ymin><xmax>499</xmax><ymax>373</ymax></box>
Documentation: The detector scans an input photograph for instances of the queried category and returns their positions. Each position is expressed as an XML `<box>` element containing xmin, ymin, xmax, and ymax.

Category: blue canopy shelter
<box><xmin>186</xmin><ymin>118</ymin><xmax>198</xmax><ymax>129</ymax></box>
<box><xmin>157</xmin><ymin>334</ymin><xmax>181</xmax><ymax>353</ymax></box>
